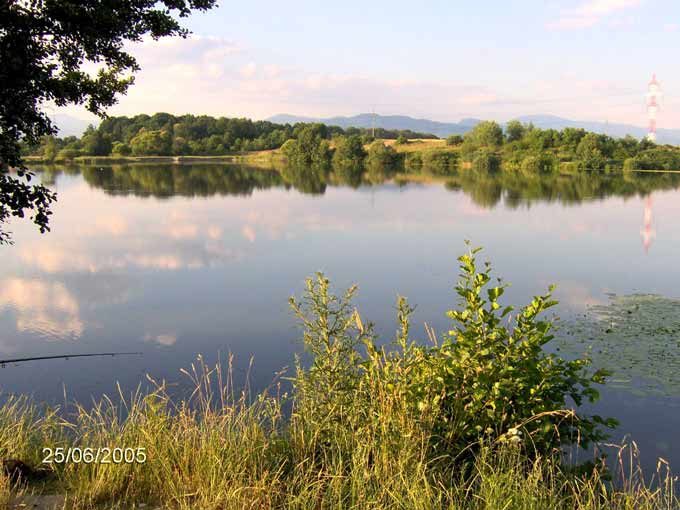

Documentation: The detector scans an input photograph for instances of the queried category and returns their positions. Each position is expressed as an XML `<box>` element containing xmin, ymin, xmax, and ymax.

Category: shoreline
<box><xmin>24</xmin><ymin>151</ymin><xmax>285</xmax><ymax>165</ymax></box>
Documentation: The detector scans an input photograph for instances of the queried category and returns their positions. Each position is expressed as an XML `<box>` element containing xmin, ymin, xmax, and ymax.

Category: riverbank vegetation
<box><xmin>1</xmin><ymin>249</ymin><xmax>677</xmax><ymax>508</ymax></box>
<box><xmin>25</xmin><ymin>115</ymin><xmax>680</xmax><ymax>175</ymax></box>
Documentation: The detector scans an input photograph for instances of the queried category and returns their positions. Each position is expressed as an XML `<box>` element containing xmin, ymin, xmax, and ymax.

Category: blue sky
<box><xmin>74</xmin><ymin>0</ymin><xmax>680</xmax><ymax>127</ymax></box>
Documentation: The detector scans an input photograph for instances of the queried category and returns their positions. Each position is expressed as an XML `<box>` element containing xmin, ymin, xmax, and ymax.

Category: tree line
<box><xmin>282</xmin><ymin>120</ymin><xmax>680</xmax><ymax>178</ymax></box>
<box><xmin>455</xmin><ymin>120</ymin><xmax>680</xmax><ymax>173</ymax></box>
<box><xmin>25</xmin><ymin>114</ymin><xmax>436</xmax><ymax>160</ymax></box>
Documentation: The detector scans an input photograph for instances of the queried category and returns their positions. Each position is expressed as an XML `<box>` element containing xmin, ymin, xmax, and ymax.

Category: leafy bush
<box><xmin>283</xmin><ymin>125</ymin><xmax>332</xmax><ymax>170</ymax></box>
<box><xmin>404</xmin><ymin>152</ymin><xmax>423</xmax><ymax>173</ymax></box>
<box><xmin>423</xmin><ymin>247</ymin><xmax>614</xmax><ymax>454</ymax></box>
<box><xmin>575</xmin><ymin>134</ymin><xmax>605</xmax><ymax>170</ymax></box>
<box><xmin>446</xmin><ymin>134</ymin><xmax>464</xmax><ymax>146</ymax></box>
<box><xmin>111</xmin><ymin>142</ymin><xmax>132</xmax><ymax>156</ymax></box>
<box><xmin>624</xmin><ymin>149</ymin><xmax>680</xmax><ymax>171</ymax></box>
<box><xmin>291</xmin><ymin>246</ymin><xmax>614</xmax><ymax>465</ymax></box>
<box><xmin>520</xmin><ymin>154</ymin><xmax>557</xmax><ymax>174</ymax></box>
<box><xmin>365</xmin><ymin>141</ymin><xmax>400</xmax><ymax>182</ymax></box>
<box><xmin>332</xmin><ymin>135</ymin><xmax>366</xmax><ymax>170</ymax></box>
<box><xmin>421</xmin><ymin>150</ymin><xmax>459</xmax><ymax>175</ymax></box>
<box><xmin>471</xmin><ymin>149</ymin><xmax>501</xmax><ymax>173</ymax></box>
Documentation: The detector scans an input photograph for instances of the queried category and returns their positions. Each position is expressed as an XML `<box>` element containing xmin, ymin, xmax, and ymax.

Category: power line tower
<box><xmin>371</xmin><ymin>107</ymin><xmax>376</xmax><ymax>139</ymax></box>
<box><xmin>646</xmin><ymin>74</ymin><xmax>661</xmax><ymax>142</ymax></box>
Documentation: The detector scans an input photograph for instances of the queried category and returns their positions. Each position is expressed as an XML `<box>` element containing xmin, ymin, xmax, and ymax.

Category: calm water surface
<box><xmin>2</xmin><ymin>164</ymin><xmax>680</xmax><ymax>470</ymax></box>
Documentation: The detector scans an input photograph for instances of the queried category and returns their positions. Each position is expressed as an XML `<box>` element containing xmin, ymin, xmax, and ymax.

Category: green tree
<box><xmin>129</xmin><ymin>129</ymin><xmax>172</xmax><ymax>156</ymax></box>
<box><xmin>471</xmin><ymin>149</ymin><xmax>501</xmax><ymax>173</ymax></box>
<box><xmin>446</xmin><ymin>134</ymin><xmax>463</xmax><ymax>146</ymax></box>
<box><xmin>366</xmin><ymin>141</ymin><xmax>398</xmax><ymax>170</ymax></box>
<box><xmin>421</xmin><ymin>150</ymin><xmax>459</xmax><ymax>176</ymax></box>
<box><xmin>461</xmin><ymin>121</ymin><xmax>504</xmax><ymax>160</ymax></box>
<box><xmin>332</xmin><ymin>135</ymin><xmax>366</xmax><ymax>169</ymax></box>
<box><xmin>0</xmin><ymin>0</ymin><xmax>217</xmax><ymax>244</ymax></box>
<box><xmin>365</xmin><ymin>141</ymin><xmax>399</xmax><ymax>183</ymax></box>
<box><xmin>283</xmin><ymin>124</ymin><xmax>332</xmax><ymax>170</ymax></box>
<box><xmin>576</xmin><ymin>133</ymin><xmax>605</xmax><ymax>170</ymax></box>
<box><xmin>465</xmin><ymin>121</ymin><xmax>504</xmax><ymax>149</ymax></box>
<box><xmin>42</xmin><ymin>136</ymin><xmax>58</xmax><ymax>162</ymax></box>
<box><xmin>82</xmin><ymin>129</ymin><xmax>112</xmax><ymax>156</ymax></box>
<box><xmin>111</xmin><ymin>142</ymin><xmax>131</xmax><ymax>156</ymax></box>
<box><xmin>505</xmin><ymin>120</ymin><xmax>525</xmax><ymax>143</ymax></box>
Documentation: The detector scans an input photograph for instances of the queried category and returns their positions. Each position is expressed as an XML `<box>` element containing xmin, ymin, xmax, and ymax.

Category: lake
<box><xmin>2</xmin><ymin>163</ymin><xmax>680</xmax><ymax>472</ymax></box>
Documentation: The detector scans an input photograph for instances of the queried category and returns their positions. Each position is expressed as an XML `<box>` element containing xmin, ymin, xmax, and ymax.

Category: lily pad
<box><xmin>557</xmin><ymin>294</ymin><xmax>680</xmax><ymax>397</ymax></box>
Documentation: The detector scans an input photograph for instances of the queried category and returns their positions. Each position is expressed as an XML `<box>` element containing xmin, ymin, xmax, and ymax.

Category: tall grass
<box><xmin>1</xmin><ymin>250</ymin><xmax>678</xmax><ymax>508</ymax></box>
<box><xmin>0</xmin><ymin>356</ymin><xmax>677</xmax><ymax>509</ymax></box>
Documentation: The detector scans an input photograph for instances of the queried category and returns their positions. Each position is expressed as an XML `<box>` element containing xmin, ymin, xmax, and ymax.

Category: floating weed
<box><xmin>559</xmin><ymin>293</ymin><xmax>680</xmax><ymax>396</ymax></box>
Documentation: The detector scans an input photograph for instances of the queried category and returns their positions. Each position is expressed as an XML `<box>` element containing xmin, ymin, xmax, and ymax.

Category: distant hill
<box><xmin>268</xmin><ymin>113</ymin><xmax>680</xmax><ymax>144</ymax></box>
<box><xmin>268</xmin><ymin>113</ymin><xmax>481</xmax><ymax>138</ymax></box>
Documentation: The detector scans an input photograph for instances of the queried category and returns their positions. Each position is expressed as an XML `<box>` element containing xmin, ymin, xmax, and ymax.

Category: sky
<box><xmin>59</xmin><ymin>0</ymin><xmax>680</xmax><ymax>128</ymax></box>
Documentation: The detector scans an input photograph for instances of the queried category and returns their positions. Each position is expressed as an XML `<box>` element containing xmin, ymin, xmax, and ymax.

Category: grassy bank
<box><xmin>1</xmin><ymin>250</ymin><xmax>678</xmax><ymax>509</ymax></box>
<box><xmin>2</xmin><ymin>383</ymin><xmax>675</xmax><ymax>510</ymax></box>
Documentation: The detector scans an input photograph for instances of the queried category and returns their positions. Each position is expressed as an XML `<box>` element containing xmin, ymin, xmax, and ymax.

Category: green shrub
<box><xmin>332</xmin><ymin>134</ymin><xmax>366</xmax><ymax>170</ymax></box>
<box><xmin>625</xmin><ymin>149</ymin><xmax>680</xmax><ymax>171</ymax></box>
<box><xmin>471</xmin><ymin>149</ymin><xmax>500</xmax><ymax>173</ymax></box>
<box><xmin>111</xmin><ymin>142</ymin><xmax>131</xmax><ymax>156</ymax></box>
<box><xmin>404</xmin><ymin>152</ymin><xmax>423</xmax><ymax>173</ymax></box>
<box><xmin>446</xmin><ymin>134</ymin><xmax>464</xmax><ymax>146</ymax></box>
<box><xmin>365</xmin><ymin>141</ymin><xmax>399</xmax><ymax>182</ymax></box>
<box><xmin>520</xmin><ymin>154</ymin><xmax>556</xmax><ymax>174</ymax></box>
<box><xmin>421</xmin><ymin>150</ymin><xmax>459</xmax><ymax>175</ymax></box>
<box><xmin>422</xmin><ymin>247</ymin><xmax>614</xmax><ymax>455</ymax></box>
<box><xmin>291</xmin><ymin>246</ymin><xmax>614</xmax><ymax>464</ymax></box>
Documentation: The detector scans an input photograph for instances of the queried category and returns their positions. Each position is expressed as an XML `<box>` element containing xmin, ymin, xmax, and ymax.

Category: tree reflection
<box><xmin>30</xmin><ymin>164</ymin><xmax>680</xmax><ymax>208</ymax></box>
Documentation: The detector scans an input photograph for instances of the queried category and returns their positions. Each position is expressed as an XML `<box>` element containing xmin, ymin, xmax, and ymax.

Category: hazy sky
<box><xmin>63</xmin><ymin>0</ymin><xmax>680</xmax><ymax>127</ymax></box>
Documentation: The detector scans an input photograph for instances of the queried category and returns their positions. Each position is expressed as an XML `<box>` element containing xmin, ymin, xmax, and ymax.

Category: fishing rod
<box><xmin>0</xmin><ymin>352</ymin><xmax>143</xmax><ymax>366</ymax></box>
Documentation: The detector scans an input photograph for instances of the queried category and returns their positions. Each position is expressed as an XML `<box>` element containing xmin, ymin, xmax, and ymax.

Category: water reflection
<box><xmin>642</xmin><ymin>196</ymin><xmax>656</xmax><ymax>253</ymax></box>
<box><xmin>0</xmin><ymin>278</ymin><xmax>83</xmax><ymax>346</ymax></box>
<box><xmin>34</xmin><ymin>163</ymin><xmax>680</xmax><ymax>207</ymax></box>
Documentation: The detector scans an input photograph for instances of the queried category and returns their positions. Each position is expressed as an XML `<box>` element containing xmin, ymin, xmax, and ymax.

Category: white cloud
<box><xmin>547</xmin><ymin>0</ymin><xmax>641</xmax><ymax>30</ymax></box>
<box><xmin>0</xmin><ymin>279</ymin><xmax>84</xmax><ymax>343</ymax></box>
<box><xmin>104</xmin><ymin>33</ymin><xmax>517</xmax><ymax>121</ymax></box>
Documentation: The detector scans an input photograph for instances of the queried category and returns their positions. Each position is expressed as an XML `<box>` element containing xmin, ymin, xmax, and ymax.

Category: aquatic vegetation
<box><xmin>560</xmin><ymin>293</ymin><xmax>680</xmax><ymax>396</ymax></box>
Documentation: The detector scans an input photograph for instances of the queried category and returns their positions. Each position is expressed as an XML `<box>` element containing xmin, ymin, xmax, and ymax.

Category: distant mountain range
<box><xmin>268</xmin><ymin>113</ymin><xmax>680</xmax><ymax>145</ymax></box>
<box><xmin>268</xmin><ymin>113</ymin><xmax>481</xmax><ymax>138</ymax></box>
